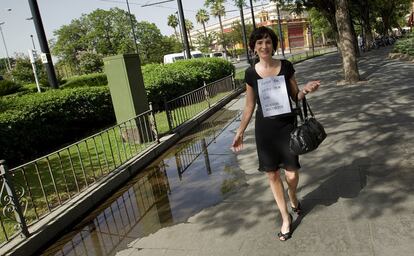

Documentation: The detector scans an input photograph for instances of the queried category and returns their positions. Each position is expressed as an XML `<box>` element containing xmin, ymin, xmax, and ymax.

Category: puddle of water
<box><xmin>40</xmin><ymin>109</ymin><xmax>245</xmax><ymax>256</ymax></box>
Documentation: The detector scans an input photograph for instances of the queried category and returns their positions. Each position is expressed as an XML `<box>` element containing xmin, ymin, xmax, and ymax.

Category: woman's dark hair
<box><xmin>248</xmin><ymin>26</ymin><xmax>278</xmax><ymax>54</ymax></box>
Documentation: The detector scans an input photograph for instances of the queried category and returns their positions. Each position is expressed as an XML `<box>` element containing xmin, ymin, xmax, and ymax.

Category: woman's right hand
<box><xmin>231</xmin><ymin>132</ymin><xmax>244</xmax><ymax>152</ymax></box>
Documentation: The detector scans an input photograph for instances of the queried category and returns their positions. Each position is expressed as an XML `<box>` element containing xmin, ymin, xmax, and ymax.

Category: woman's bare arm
<box><xmin>289</xmin><ymin>75</ymin><xmax>321</xmax><ymax>102</ymax></box>
<box><xmin>231</xmin><ymin>84</ymin><xmax>256</xmax><ymax>152</ymax></box>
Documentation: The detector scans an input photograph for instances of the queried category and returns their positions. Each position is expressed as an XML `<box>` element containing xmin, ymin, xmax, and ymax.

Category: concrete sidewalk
<box><xmin>117</xmin><ymin>47</ymin><xmax>414</xmax><ymax>256</ymax></box>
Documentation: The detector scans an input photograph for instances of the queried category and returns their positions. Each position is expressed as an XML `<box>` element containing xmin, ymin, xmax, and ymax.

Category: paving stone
<box><xmin>59</xmin><ymin>47</ymin><xmax>414</xmax><ymax>256</ymax></box>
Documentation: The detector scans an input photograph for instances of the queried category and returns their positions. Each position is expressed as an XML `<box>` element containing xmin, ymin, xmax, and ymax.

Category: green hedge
<box><xmin>0</xmin><ymin>87</ymin><xmax>115</xmax><ymax>167</ymax></box>
<box><xmin>60</xmin><ymin>73</ymin><xmax>108</xmax><ymax>88</ymax></box>
<box><xmin>393</xmin><ymin>33</ymin><xmax>414</xmax><ymax>56</ymax></box>
<box><xmin>54</xmin><ymin>58</ymin><xmax>234</xmax><ymax>109</ymax></box>
<box><xmin>142</xmin><ymin>57</ymin><xmax>234</xmax><ymax>109</ymax></box>
<box><xmin>0</xmin><ymin>58</ymin><xmax>233</xmax><ymax>166</ymax></box>
<box><xmin>0</xmin><ymin>80</ymin><xmax>22</xmax><ymax>96</ymax></box>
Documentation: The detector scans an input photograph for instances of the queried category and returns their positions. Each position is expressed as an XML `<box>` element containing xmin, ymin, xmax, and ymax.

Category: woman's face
<box><xmin>254</xmin><ymin>35</ymin><xmax>273</xmax><ymax>59</ymax></box>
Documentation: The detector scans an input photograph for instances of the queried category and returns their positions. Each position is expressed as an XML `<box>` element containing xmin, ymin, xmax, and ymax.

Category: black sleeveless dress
<box><xmin>244</xmin><ymin>60</ymin><xmax>300</xmax><ymax>172</ymax></box>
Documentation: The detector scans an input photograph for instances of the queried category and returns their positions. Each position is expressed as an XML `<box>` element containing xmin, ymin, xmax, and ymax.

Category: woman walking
<box><xmin>231</xmin><ymin>27</ymin><xmax>320</xmax><ymax>241</ymax></box>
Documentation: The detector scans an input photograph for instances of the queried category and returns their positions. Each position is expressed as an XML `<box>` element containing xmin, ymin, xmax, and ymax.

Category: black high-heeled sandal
<box><xmin>277</xmin><ymin>214</ymin><xmax>292</xmax><ymax>241</ymax></box>
<box><xmin>292</xmin><ymin>201</ymin><xmax>302</xmax><ymax>215</ymax></box>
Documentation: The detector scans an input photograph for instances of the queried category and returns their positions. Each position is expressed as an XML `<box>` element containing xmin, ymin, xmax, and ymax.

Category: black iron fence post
<box><xmin>203</xmin><ymin>81</ymin><xmax>210</xmax><ymax>108</ymax></box>
<box><xmin>0</xmin><ymin>160</ymin><xmax>30</xmax><ymax>238</ymax></box>
<box><xmin>231</xmin><ymin>73</ymin><xmax>236</xmax><ymax>90</ymax></box>
<box><xmin>148</xmin><ymin>102</ymin><xmax>160</xmax><ymax>143</ymax></box>
<box><xmin>164</xmin><ymin>98</ymin><xmax>173</xmax><ymax>132</ymax></box>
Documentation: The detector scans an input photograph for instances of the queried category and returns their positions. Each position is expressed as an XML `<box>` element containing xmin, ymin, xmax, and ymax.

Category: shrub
<box><xmin>0</xmin><ymin>87</ymin><xmax>115</xmax><ymax>167</ymax></box>
<box><xmin>77</xmin><ymin>52</ymin><xmax>104</xmax><ymax>74</ymax></box>
<box><xmin>10</xmin><ymin>55</ymin><xmax>48</xmax><ymax>85</ymax></box>
<box><xmin>58</xmin><ymin>58</ymin><xmax>234</xmax><ymax>109</ymax></box>
<box><xmin>61</xmin><ymin>73</ymin><xmax>108</xmax><ymax>88</ymax></box>
<box><xmin>0</xmin><ymin>80</ymin><xmax>22</xmax><ymax>96</ymax></box>
<box><xmin>393</xmin><ymin>33</ymin><xmax>414</xmax><ymax>56</ymax></box>
<box><xmin>142</xmin><ymin>57</ymin><xmax>234</xmax><ymax>109</ymax></box>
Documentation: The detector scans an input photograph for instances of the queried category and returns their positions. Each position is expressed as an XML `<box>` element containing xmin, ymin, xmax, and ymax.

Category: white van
<box><xmin>163</xmin><ymin>53</ymin><xmax>185</xmax><ymax>64</ymax></box>
<box><xmin>163</xmin><ymin>50</ymin><xmax>204</xmax><ymax>64</ymax></box>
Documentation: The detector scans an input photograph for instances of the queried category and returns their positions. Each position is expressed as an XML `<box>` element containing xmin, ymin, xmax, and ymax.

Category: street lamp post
<box><xmin>276</xmin><ymin>2</ymin><xmax>285</xmax><ymax>58</ymax></box>
<box><xmin>0</xmin><ymin>22</ymin><xmax>11</xmax><ymax>72</ymax></box>
<box><xmin>28</xmin><ymin>0</ymin><xmax>59</xmax><ymax>88</ymax></box>
<box><xmin>125</xmin><ymin>0</ymin><xmax>139</xmax><ymax>54</ymax></box>
<box><xmin>175</xmin><ymin>11</ymin><xmax>185</xmax><ymax>49</ymax></box>
<box><xmin>30</xmin><ymin>34</ymin><xmax>36</xmax><ymax>50</ymax></box>
<box><xmin>176</xmin><ymin>0</ymin><xmax>191</xmax><ymax>59</ymax></box>
<box><xmin>26</xmin><ymin>18</ymin><xmax>37</xmax><ymax>50</ymax></box>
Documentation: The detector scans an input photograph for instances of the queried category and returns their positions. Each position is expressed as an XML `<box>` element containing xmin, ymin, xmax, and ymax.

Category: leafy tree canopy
<box><xmin>52</xmin><ymin>7</ymin><xmax>181</xmax><ymax>72</ymax></box>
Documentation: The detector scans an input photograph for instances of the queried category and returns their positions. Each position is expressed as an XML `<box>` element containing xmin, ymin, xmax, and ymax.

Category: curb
<box><xmin>388</xmin><ymin>52</ymin><xmax>414</xmax><ymax>62</ymax></box>
<box><xmin>2</xmin><ymin>89</ymin><xmax>244</xmax><ymax>256</ymax></box>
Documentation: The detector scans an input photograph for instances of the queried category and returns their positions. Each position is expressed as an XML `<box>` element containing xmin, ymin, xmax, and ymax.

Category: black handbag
<box><xmin>290</xmin><ymin>97</ymin><xmax>327</xmax><ymax>155</ymax></box>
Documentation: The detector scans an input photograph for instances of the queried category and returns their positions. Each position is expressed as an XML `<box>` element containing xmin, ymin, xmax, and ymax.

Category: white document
<box><xmin>258</xmin><ymin>75</ymin><xmax>292</xmax><ymax>117</ymax></box>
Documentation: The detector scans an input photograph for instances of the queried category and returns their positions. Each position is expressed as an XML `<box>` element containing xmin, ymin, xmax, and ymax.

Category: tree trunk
<box><xmin>240</xmin><ymin>6</ymin><xmax>250</xmax><ymax>64</ymax></box>
<box><xmin>322</xmin><ymin>31</ymin><xmax>326</xmax><ymax>46</ymax></box>
<box><xmin>361</xmin><ymin>0</ymin><xmax>373</xmax><ymax>49</ymax></box>
<box><xmin>202</xmin><ymin>23</ymin><xmax>207</xmax><ymax>38</ymax></box>
<box><xmin>350</xmin><ymin>19</ymin><xmax>360</xmax><ymax>57</ymax></box>
<box><xmin>188</xmin><ymin>30</ymin><xmax>193</xmax><ymax>48</ymax></box>
<box><xmin>218</xmin><ymin>15</ymin><xmax>226</xmax><ymax>51</ymax></box>
<box><xmin>335</xmin><ymin>0</ymin><xmax>359</xmax><ymax>83</ymax></box>
<box><xmin>174</xmin><ymin>27</ymin><xmax>179</xmax><ymax>41</ymax></box>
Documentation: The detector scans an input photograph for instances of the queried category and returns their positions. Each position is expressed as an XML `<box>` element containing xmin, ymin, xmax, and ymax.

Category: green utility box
<box><xmin>103</xmin><ymin>54</ymin><xmax>153</xmax><ymax>143</ymax></box>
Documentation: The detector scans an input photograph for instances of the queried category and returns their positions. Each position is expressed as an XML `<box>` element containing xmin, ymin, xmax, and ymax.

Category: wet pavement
<box><xmin>40</xmin><ymin>107</ymin><xmax>246</xmax><ymax>256</ymax></box>
<box><xmin>42</xmin><ymin>46</ymin><xmax>414</xmax><ymax>256</ymax></box>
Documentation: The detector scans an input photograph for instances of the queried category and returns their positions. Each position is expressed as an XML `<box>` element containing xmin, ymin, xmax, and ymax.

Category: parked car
<box><xmin>206</xmin><ymin>51</ymin><xmax>228</xmax><ymax>59</ymax></box>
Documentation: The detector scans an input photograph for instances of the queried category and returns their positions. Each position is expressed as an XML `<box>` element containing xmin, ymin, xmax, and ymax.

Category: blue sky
<box><xmin>0</xmin><ymin>0</ymin><xmax>262</xmax><ymax>57</ymax></box>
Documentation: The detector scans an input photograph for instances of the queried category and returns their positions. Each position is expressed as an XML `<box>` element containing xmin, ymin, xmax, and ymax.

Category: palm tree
<box><xmin>167</xmin><ymin>14</ymin><xmax>179</xmax><ymax>40</ymax></box>
<box><xmin>249</xmin><ymin>0</ymin><xmax>257</xmax><ymax>28</ymax></box>
<box><xmin>205</xmin><ymin>0</ymin><xmax>227</xmax><ymax>51</ymax></box>
<box><xmin>196</xmin><ymin>9</ymin><xmax>210</xmax><ymax>38</ymax></box>
<box><xmin>185</xmin><ymin>19</ymin><xmax>194</xmax><ymax>47</ymax></box>
<box><xmin>233</xmin><ymin>0</ymin><xmax>250</xmax><ymax>63</ymax></box>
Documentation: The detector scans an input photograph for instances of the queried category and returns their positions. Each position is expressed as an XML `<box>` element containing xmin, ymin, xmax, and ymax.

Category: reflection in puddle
<box><xmin>41</xmin><ymin>109</ymin><xmax>244</xmax><ymax>256</ymax></box>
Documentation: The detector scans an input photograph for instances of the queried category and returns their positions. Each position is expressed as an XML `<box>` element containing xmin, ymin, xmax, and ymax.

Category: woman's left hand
<box><xmin>303</xmin><ymin>80</ymin><xmax>321</xmax><ymax>94</ymax></box>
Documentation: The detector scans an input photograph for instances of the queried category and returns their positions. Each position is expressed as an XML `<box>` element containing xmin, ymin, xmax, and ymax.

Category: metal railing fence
<box><xmin>164</xmin><ymin>74</ymin><xmax>242</xmax><ymax>130</ymax></box>
<box><xmin>0</xmin><ymin>74</ymin><xmax>244</xmax><ymax>248</ymax></box>
<box><xmin>289</xmin><ymin>47</ymin><xmax>337</xmax><ymax>63</ymax></box>
<box><xmin>0</xmin><ymin>106</ymin><xmax>159</xmax><ymax>245</ymax></box>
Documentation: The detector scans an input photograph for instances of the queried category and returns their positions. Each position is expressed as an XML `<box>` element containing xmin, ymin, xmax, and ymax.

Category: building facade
<box><xmin>190</xmin><ymin>2</ymin><xmax>313</xmax><ymax>52</ymax></box>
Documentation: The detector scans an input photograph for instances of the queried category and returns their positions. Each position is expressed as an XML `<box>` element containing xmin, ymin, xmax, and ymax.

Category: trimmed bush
<box><xmin>0</xmin><ymin>58</ymin><xmax>234</xmax><ymax>166</ymax></box>
<box><xmin>61</xmin><ymin>73</ymin><xmax>108</xmax><ymax>88</ymax></box>
<box><xmin>57</xmin><ymin>58</ymin><xmax>234</xmax><ymax>109</ymax></box>
<box><xmin>0</xmin><ymin>80</ymin><xmax>22</xmax><ymax>96</ymax></box>
<box><xmin>0</xmin><ymin>87</ymin><xmax>115</xmax><ymax>167</ymax></box>
<box><xmin>142</xmin><ymin>57</ymin><xmax>235</xmax><ymax>109</ymax></box>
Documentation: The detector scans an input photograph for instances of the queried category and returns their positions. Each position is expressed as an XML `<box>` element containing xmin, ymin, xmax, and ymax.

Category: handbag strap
<box><xmin>302</xmin><ymin>97</ymin><xmax>315</xmax><ymax>118</ymax></box>
<box><xmin>294</xmin><ymin>97</ymin><xmax>315</xmax><ymax>124</ymax></box>
<box><xmin>294</xmin><ymin>99</ymin><xmax>304</xmax><ymax>123</ymax></box>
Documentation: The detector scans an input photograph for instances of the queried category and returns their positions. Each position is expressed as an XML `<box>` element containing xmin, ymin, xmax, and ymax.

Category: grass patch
<box><xmin>0</xmin><ymin>122</ymin><xmax>154</xmax><ymax>244</ymax></box>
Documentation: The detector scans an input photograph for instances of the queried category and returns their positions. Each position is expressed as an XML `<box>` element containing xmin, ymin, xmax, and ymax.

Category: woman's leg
<box><xmin>285</xmin><ymin>168</ymin><xmax>299</xmax><ymax>209</ymax></box>
<box><xmin>266</xmin><ymin>170</ymin><xmax>291</xmax><ymax>238</ymax></box>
